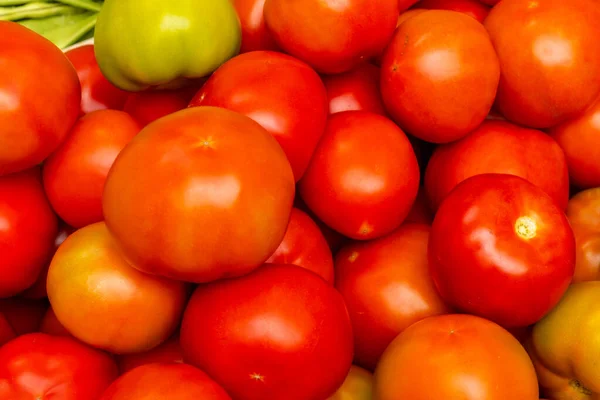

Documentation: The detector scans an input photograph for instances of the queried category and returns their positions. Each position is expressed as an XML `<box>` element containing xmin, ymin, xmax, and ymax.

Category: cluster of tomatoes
<box><xmin>1</xmin><ymin>0</ymin><xmax>600</xmax><ymax>399</ymax></box>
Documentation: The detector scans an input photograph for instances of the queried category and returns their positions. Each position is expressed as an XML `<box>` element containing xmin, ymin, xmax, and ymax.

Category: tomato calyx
<box><xmin>569</xmin><ymin>379</ymin><xmax>592</xmax><ymax>396</ymax></box>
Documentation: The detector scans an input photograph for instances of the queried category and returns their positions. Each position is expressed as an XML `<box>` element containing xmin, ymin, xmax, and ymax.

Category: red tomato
<box><xmin>328</xmin><ymin>366</ymin><xmax>373</xmax><ymax>400</ymax></box>
<box><xmin>373</xmin><ymin>314</ymin><xmax>539</xmax><ymax>399</ymax></box>
<box><xmin>0</xmin><ymin>22</ymin><xmax>80</xmax><ymax>176</ymax></box>
<box><xmin>413</xmin><ymin>0</ymin><xmax>490</xmax><ymax>22</ymax></box>
<box><xmin>424</xmin><ymin>120</ymin><xmax>570</xmax><ymax>211</ymax></box>
<box><xmin>404</xmin><ymin>187</ymin><xmax>434</xmax><ymax>225</ymax></box>
<box><xmin>478</xmin><ymin>0</ymin><xmax>498</xmax><ymax>4</ymax></box>
<box><xmin>264</xmin><ymin>0</ymin><xmax>398</xmax><ymax>74</ymax></box>
<box><xmin>100</xmin><ymin>363</ymin><xmax>231</xmax><ymax>400</ymax></box>
<box><xmin>0</xmin><ymin>314</ymin><xmax>15</xmax><ymax>347</ymax></box>
<box><xmin>123</xmin><ymin>85</ymin><xmax>199</xmax><ymax>127</ymax></box>
<box><xmin>47</xmin><ymin>222</ymin><xmax>189</xmax><ymax>354</ymax></box>
<box><xmin>39</xmin><ymin>307</ymin><xmax>72</xmax><ymax>337</ymax></box>
<box><xmin>429</xmin><ymin>174</ymin><xmax>575</xmax><ymax>328</ymax></box>
<box><xmin>399</xmin><ymin>0</ymin><xmax>420</xmax><ymax>10</ymax></box>
<box><xmin>299</xmin><ymin>111</ymin><xmax>420</xmax><ymax>240</ymax></box>
<box><xmin>0</xmin><ymin>168</ymin><xmax>58</xmax><ymax>297</ymax></box>
<box><xmin>232</xmin><ymin>0</ymin><xmax>279</xmax><ymax>53</ymax></box>
<box><xmin>65</xmin><ymin>44</ymin><xmax>129</xmax><ymax>114</ymax></box>
<box><xmin>397</xmin><ymin>8</ymin><xmax>427</xmax><ymax>25</ymax></box>
<box><xmin>0</xmin><ymin>333</ymin><xmax>118</xmax><ymax>400</ymax></box>
<box><xmin>103</xmin><ymin>107</ymin><xmax>295</xmax><ymax>283</ymax></box>
<box><xmin>189</xmin><ymin>51</ymin><xmax>328</xmax><ymax>181</ymax></box>
<box><xmin>181</xmin><ymin>264</ymin><xmax>353</xmax><ymax>400</ymax></box>
<box><xmin>266</xmin><ymin>208</ymin><xmax>334</xmax><ymax>284</ymax></box>
<box><xmin>294</xmin><ymin>196</ymin><xmax>349</xmax><ymax>253</ymax></box>
<box><xmin>381</xmin><ymin>10</ymin><xmax>500</xmax><ymax>143</ymax></box>
<box><xmin>0</xmin><ymin>298</ymin><xmax>47</xmax><ymax>335</ymax></box>
<box><xmin>335</xmin><ymin>224</ymin><xmax>451</xmax><ymax>370</ymax></box>
<box><xmin>485</xmin><ymin>0</ymin><xmax>600</xmax><ymax>128</ymax></box>
<box><xmin>117</xmin><ymin>335</ymin><xmax>184</xmax><ymax>374</ymax></box>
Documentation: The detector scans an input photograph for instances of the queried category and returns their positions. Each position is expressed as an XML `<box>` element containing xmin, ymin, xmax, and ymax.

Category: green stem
<box><xmin>53</xmin><ymin>0</ymin><xmax>100</xmax><ymax>12</ymax></box>
<box><xmin>43</xmin><ymin>11</ymin><xmax>96</xmax><ymax>48</ymax></box>
<box><xmin>0</xmin><ymin>0</ymin><xmax>41</xmax><ymax>6</ymax></box>
<box><xmin>0</xmin><ymin>3</ymin><xmax>77</xmax><ymax>21</ymax></box>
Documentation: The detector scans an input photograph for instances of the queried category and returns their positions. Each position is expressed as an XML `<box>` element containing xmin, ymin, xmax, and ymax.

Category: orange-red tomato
<box><xmin>123</xmin><ymin>86</ymin><xmax>199</xmax><ymax>127</ymax></box>
<box><xmin>328</xmin><ymin>366</ymin><xmax>373</xmax><ymax>400</ymax></box>
<box><xmin>413</xmin><ymin>0</ymin><xmax>490</xmax><ymax>22</ymax></box>
<box><xmin>566</xmin><ymin>188</ymin><xmax>600</xmax><ymax>233</ymax></box>
<box><xmin>39</xmin><ymin>307</ymin><xmax>72</xmax><ymax>338</ymax></box>
<box><xmin>117</xmin><ymin>335</ymin><xmax>184</xmax><ymax>374</ymax></box>
<box><xmin>232</xmin><ymin>0</ymin><xmax>279</xmax><ymax>53</ymax></box>
<box><xmin>373</xmin><ymin>314</ymin><xmax>539</xmax><ymax>399</ymax></box>
<box><xmin>485</xmin><ymin>0</ymin><xmax>600</xmax><ymax>128</ymax></box>
<box><xmin>0</xmin><ymin>298</ymin><xmax>48</xmax><ymax>335</ymax></box>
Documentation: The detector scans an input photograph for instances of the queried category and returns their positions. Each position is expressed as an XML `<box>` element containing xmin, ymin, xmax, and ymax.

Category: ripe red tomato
<box><xmin>299</xmin><ymin>111</ymin><xmax>420</xmax><ymax>240</ymax></box>
<box><xmin>39</xmin><ymin>307</ymin><xmax>72</xmax><ymax>337</ymax></box>
<box><xmin>329</xmin><ymin>366</ymin><xmax>373</xmax><ymax>400</ymax></box>
<box><xmin>123</xmin><ymin>86</ymin><xmax>199</xmax><ymax>127</ymax></box>
<box><xmin>0</xmin><ymin>22</ymin><xmax>80</xmax><ymax>176</ymax></box>
<box><xmin>413</xmin><ymin>0</ymin><xmax>490</xmax><ymax>22</ymax></box>
<box><xmin>103</xmin><ymin>107</ymin><xmax>295</xmax><ymax>283</ymax></box>
<box><xmin>424</xmin><ymin>120</ymin><xmax>570</xmax><ymax>211</ymax></box>
<box><xmin>404</xmin><ymin>187</ymin><xmax>434</xmax><ymax>225</ymax></box>
<box><xmin>232</xmin><ymin>0</ymin><xmax>279</xmax><ymax>53</ymax></box>
<box><xmin>181</xmin><ymin>264</ymin><xmax>354</xmax><ymax>400</ymax></box>
<box><xmin>0</xmin><ymin>333</ymin><xmax>118</xmax><ymax>400</ymax></box>
<box><xmin>47</xmin><ymin>222</ymin><xmax>189</xmax><ymax>354</ymax></box>
<box><xmin>189</xmin><ymin>51</ymin><xmax>328</xmax><ymax>181</ymax></box>
<box><xmin>485</xmin><ymin>0</ymin><xmax>600</xmax><ymax>128</ymax></box>
<box><xmin>43</xmin><ymin>110</ymin><xmax>141</xmax><ymax>228</ymax></box>
<box><xmin>0</xmin><ymin>168</ymin><xmax>58</xmax><ymax>297</ymax></box>
<box><xmin>117</xmin><ymin>335</ymin><xmax>184</xmax><ymax>374</ymax></box>
<box><xmin>373</xmin><ymin>314</ymin><xmax>540</xmax><ymax>399</ymax></box>
<box><xmin>335</xmin><ymin>224</ymin><xmax>451</xmax><ymax>370</ymax></box>
<box><xmin>0</xmin><ymin>298</ymin><xmax>47</xmax><ymax>335</ymax></box>
<box><xmin>264</xmin><ymin>0</ymin><xmax>398</xmax><ymax>74</ymax></box>
<box><xmin>478</xmin><ymin>0</ymin><xmax>498</xmax><ymax>4</ymax></box>
<box><xmin>65</xmin><ymin>44</ymin><xmax>129</xmax><ymax>114</ymax></box>
<box><xmin>381</xmin><ymin>10</ymin><xmax>500</xmax><ymax>143</ymax></box>
<box><xmin>294</xmin><ymin>197</ymin><xmax>349</xmax><ymax>253</ymax></box>
<box><xmin>429</xmin><ymin>174</ymin><xmax>575</xmax><ymax>328</ymax></box>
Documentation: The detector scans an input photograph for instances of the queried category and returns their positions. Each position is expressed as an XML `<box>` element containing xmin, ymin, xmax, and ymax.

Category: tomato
<box><xmin>0</xmin><ymin>22</ymin><xmax>80</xmax><ymax>176</ymax></box>
<box><xmin>123</xmin><ymin>85</ymin><xmax>199</xmax><ymax>127</ymax></box>
<box><xmin>328</xmin><ymin>366</ymin><xmax>373</xmax><ymax>400</ymax></box>
<box><xmin>232</xmin><ymin>0</ymin><xmax>279</xmax><ymax>53</ymax></box>
<box><xmin>566</xmin><ymin>187</ymin><xmax>600</xmax><ymax>233</ymax></box>
<box><xmin>424</xmin><ymin>120</ymin><xmax>570</xmax><ymax>211</ymax></box>
<box><xmin>478</xmin><ymin>0</ymin><xmax>498</xmax><ymax>4</ymax></box>
<box><xmin>117</xmin><ymin>335</ymin><xmax>184</xmax><ymax>374</ymax></box>
<box><xmin>103</xmin><ymin>107</ymin><xmax>295</xmax><ymax>283</ymax></box>
<box><xmin>484</xmin><ymin>0</ymin><xmax>600</xmax><ymax>128</ymax></box>
<box><xmin>43</xmin><ymin>110</ymin><xmax>141</xmax><ymax>228</ymax></box>
<box><xmin>373</xmin><ymin>314</ymin><xmax>539</xmax><ymax>399</ymax></box>
<box><xmin>189</xmin><ymin>51</ymin><xmax>328</xmax><ymax>181</ymax></box>
<box><xmin>180</xmin><ymin>264</ymin><xmax>353</xmax><ymax>400</ymax></box>
<box><xmin>266</xmin><ymin>208</ymin><xmax>334</xmax><ymax>284</ymax></box>
<box><xmin>0</xmin><ymin>298</ymin><xmax>48</xmax><ymax>335</ymax></box>
<box><xmin>381</xmin><ymin>10</ymin><xmax>500</xmax><ymax>143</ymax></box>
<box><xmin>0</xmin><ymin>314</ymin><xmax>15</xmax><ymax>347</ymax></box>
<box><xmin>335</xmin><ymin>224</ymin><xmax>451</xmax><ymax>370</ymax></box>
<box><xmin>398</xmin><ymin>0</ymin><xmax>419</xmax><ymax>10</ymax></box>
<box><xmin>412</xmin><ymin>0</ymin><xmax>490</xmax><ymax>22</ymax></box>
<box><xmin>397</xmin><ymin>8</ymin><xmax>427</xmax><ymax>25</ymax></box>
<box><xmin>47</xmin><ymin>222</ymin><xmax>189</xmax><ymax>354</ymax></box>
<box><xmin>429</xmin><ymin>174</ymin><xmax>575</xmax><ymax>328</ymax></box>
<box><xmin>0</xmin><ymin>168</ymin><xmax>58</xmax><ymax>298</ymax></box>
<box><xmin>65</xmin><ymin>44</ymin><xmax>129</xmax><ymax>114</ymax></box>
<box><xmin>0</xmin><ymin>333</ymin><xmax>118</xmax><ymax>400</ymax></box>
<box><xmin>100</xmin><ymin>363</ymin><xmax>231</xmax><ymax>400</ymax></box>
<box><xmin>404</xmin><ymin>187</ymin><xmax>434</xmax><ymax>225</ymax></box>
<box><xmin>264</xmin><ymin>0</ymin><xmax>398</xmax><ymax>74</ymax></box>
<box><xmin>299</xmin><ymin>111</ymin><xmax>420</xmax><ymax>240</ymax></box>
<box><xmin>294</xmin><ymin>196</ymin><xmax>349</xmax><ymax>253</ymax></box>
<box><xmin>39</xmin><ymin>307</ymin><xmax>72</xmax><ymax>338</ymax></box>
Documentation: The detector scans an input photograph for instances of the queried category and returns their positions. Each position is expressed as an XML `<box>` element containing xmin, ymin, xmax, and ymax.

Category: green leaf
<box><xmin>19</xmin><ymin>10</ymin><xmax>96</xmax><ymax>48</ymax></box>
<box><xmin>0</xmin><ymin>2</ymin><xmax>78</xmax><ymax>21</ymax></box>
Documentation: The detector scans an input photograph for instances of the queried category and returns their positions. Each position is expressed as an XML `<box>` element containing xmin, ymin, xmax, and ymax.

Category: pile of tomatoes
<box><xmin>1</xmin><ymin>0</ymin><xmax>600</xmax><ymax>399</ymax></box>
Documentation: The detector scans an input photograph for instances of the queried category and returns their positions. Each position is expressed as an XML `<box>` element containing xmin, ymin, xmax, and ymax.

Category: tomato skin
<box><xmin>328</xmin><ymin>366</ymin><xmax>373</xmax><ymax>400</ymax></box>
<box><xmin>299</xmin><ymin>111</ymin><xmax>420</xmax><ymax>241</ymax></box>
<box><xmin>180</xmin><ymin>264</ymin><xmax>354</xmax><ymax>400</ymax></box>
<box><xmin>123</xmin><ymin>86</ymin><xmax>199</xmax><ymax>127</ymax></box>
<box><xmin>398</xmin><ymin>0</ymin><xmax>419</xmax><ymax>10</ymax></box>
<box><xmin>0</xmin><ymin>333</ymin><xmax>118</xmax><ymax>400</ymax></box>
<box><xmin>117</xmin><ymin>335</ymin><xmax>184</xmax><ymax>374</ymax></box>
<box><xmin>484</xmin><ymin>0</ymin><xmax>600</xmax><ymax>128</ymax></box>
<box><xmin>232</xmin><ymin>0</ymin><xmax>279</xmax><ymax>53</ymax></box>
<box><xmin>373</xmin><ymin>314</ymin><xmax>539</xmax><ymax>400</ymax></box>
<box><xmin>413</xmin><ymin>0</ymin><xmax>490</xmax><ymax>22</ymax></box>
<box><xmin>381</xmin><ymin>10</ymin><xmax>499</xmax><ymax>143</ymax></box>
<box><xmin>264</xmin><ymin>0</ymin><xmax>398</xmax><ymax>74</ymax></box>
<box><xmin>335</xmin><ymin>224</ymin><xmax>451</xmax><ymax>370</ymax></box>
<box><xmin>43</xmin><ymin>110</ymin><xmax>141</xmax><ymax>228</ymax></box>
<box><xmin>429</xmin><ymin>174</ymin><xmax>575</xmax><ymax>328</ymax></box>
<box><xmin>566</xmin><ymin>187</ymin><xmax>600</xmax><ymax>233</ymax></box>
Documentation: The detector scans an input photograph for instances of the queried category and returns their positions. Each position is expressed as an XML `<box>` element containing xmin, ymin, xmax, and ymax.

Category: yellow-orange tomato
<box><xmin>566</xmin><ymin>189</ymin><xmax>600</xmax><ymax>283</ymax></box>
<box><xmin>328</xmin><ymin>366</ymin><xmax>373</xmax><ymax>400</ymax></box>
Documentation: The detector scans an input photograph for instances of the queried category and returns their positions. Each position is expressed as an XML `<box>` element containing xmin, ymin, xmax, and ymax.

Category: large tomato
<box><xmin>180</xmin><ymin>264</ymin><xmax>354</xmax><ymax>400</ymax></box>
<box><xmin>117</xmin><ymin>335</ymin><xmax>184</xmax><ymax>374</ymax></box>
<box><xmin>335</xmin><ymin>224</ymin><xmax>451</xmax><ymax>370</ymax></box>
<box><xmin>412</xmin><ymin>0</ymin><xmax>490</xmax><ymax>22</ymax></box>
<box><xmin>123</xmin><ymin>86</ymin><xmax>199</xmax><ymax>127</ymax></box>
<box><xmin>429</xmin><ymin>174</ymin><xmax>575</xmax><ymax>328</ymax></box>
<box><xmin>0</xmin><ymin>298</ymin><xmax>48</xmax><ymax>335</ymax></box>
<box><xmin>103</xmin><ymin>107</ymin><xmax>295</xmax><ymax>283</ymax></box>
<box><xmin>0</xmin><ymin>168</ymin><xmax>58</xmax><ymax>297</ymax></box>
<box><xmin>47</xmin><ymin>222</ymin><xmax>189</xmax><ymax>354</ymax></box>
<box><xmin>373</xmin><ymin>314</ymin><xmax>539</xmax><ymax>399</ymax></box>
<box><xmin>0</xmin><ymin>22</ymin><xmax>80</xmax><ymax>176</ymax></box>
<box><xmin>424</xmin><ymin>120</ymin><xmax>570</xmax><ymax>211</ymax></box>
<box><xmin>381</xmin><ymin>10</ymin><xmax>499</xmax><ymax>143</ymax></box>
<box><xmin>329</xmin><ymin>366</ymin><xmax>373</xmax><ymax>400</ymax></box>
<box><xmin>484</xmin><ymin>0</ymin><xmax>600</xmax><ymax>128</ymax></box>
<box><xmin>43</xmin><ymin>110</ymin><xmax>141</xmax><ymax>228</ymax></box>
<box><xmin>189</xmin><ymin>51</ymin><xmax>328</xmax><ymax>181</ymax></box>
<box><xmin>0</xmin><ymin>333</ymin><xmax>118</xmax><ymax>400</ymax></box>
<box><xmin>232</xmin><ymin>0</ymin><xmax>279</xmax><ymax>53</ymax></box>
<box><xmin>263</xmin><ymin>0</ymin><xmax>398</xmax><ymax>74</ymax></box>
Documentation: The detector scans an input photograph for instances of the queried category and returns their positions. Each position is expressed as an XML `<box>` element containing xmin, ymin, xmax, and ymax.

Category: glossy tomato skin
<box><xmin>117</xmin><ymin>335</ymin><xmax>184</xmax><ymax>374</ymax></box>
<box><xmin>189</xmin><ymin>51</ymin><xmax>328</xmax><ymax>181</ymax></box>
<box><xmin>0</xmin><ymin>22</ymin><xmax>80</xmax><ymax>176</ymax></box>
<box><xmin>0</xmin><ymin>333</ymin><xmax>118</xmax><ymax>400</ymax></box>
<box><xmin>335</xmin><ymin>224</ymin><xmax>451</xmax><ymax>370</ymax></box>
<box><xmin>485</xmin><ymin>0</ymin><xmax>600</xmax><ymax>128</ymax></box>
<box><xmin>123</xmin><ymin>85</ymin><xmax>199</xmax><ymax>127</ymax></box>
<box><xmin>232</xmin><ymin>0</ymin><xmax>279</xmax><ymax>53</ymax></box>
<box><xmin>65</xmin><ymin>44</ymin><xmax>129</xmax><ymax>114</ymax></box>
<box><xmin>328</xmin><ymin>366</ymin><xmax>373</xmax><ymax>400</ymax></box>
<box><xmin>43</xmin><ymin>110</ymin><xmax>141</xmax><ymax>228</ymax></box>
<box><xmin>264</xmin><ymin>0</ymin><xmax>398</xmax><ymax>74</ymax></box>
<box><xmin>103</xmin><ymin>107</ymin><xmax>295</xmax><ymax>283</ymax></box>
<box><xmin>413</xmin><ymin>0</ymin><xmax>490</xmax><ymax>22</ymax></box>
<box><xmin>429</xmin><ymin>174</ymin><xmax>575</xmax><ymax>328</ymax></box>
<box><xmin>47</xmin><ymin>222</ymin><xmax>189</xmax><ymax>354</ymax></box>
<box><xmin>381</xmin><ymin>10</ymin><xmax>499</xmax><ymax>143</ymax></box>
<box><xmin>373</xmin><ymin>314</ymin><xmax>539</xmax><ymax>400</ymax></box>
<box><xmin>299</xmin><ymin>111</ymin><xmax>420</xmax><ymax>240</ymax></box>
<box><xmin>424</xmin><ymin>120</ymin><xmax>570</xmax><ymax>211</ymax></box>
<box><xmin>0</xmin><ymin>168</ymin><xmax>58</xmax><ymax>297</ymax></box>
<box><xmin>180</xmin><ymin>264</ymin><xmax>354</xmax><ymax>400</ymax></box>
<box><xmin>566</xmin><ymin>188</ymin><xmax>600</xmax><ymax>283</ymax></box>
